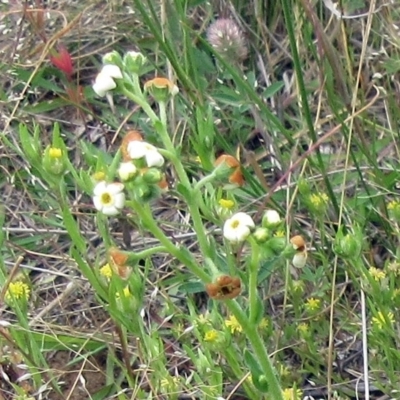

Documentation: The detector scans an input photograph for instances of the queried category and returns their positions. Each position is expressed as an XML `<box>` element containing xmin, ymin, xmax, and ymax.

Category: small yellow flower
<box><xmin>298</xmin><ymin>322</ymin><xmax>309</xmax><ymax>334</ymax></box>
<box><xmin>372</xmin><ymin>311</ymin><xmax>394</xmax><ymax>329</ymax></box>
<box><xmin>388</xmin><ymin>200</ymin><xmax>400</xmax><ymax>221</ymax></box>
<box><xmin>225</xmin><ymin>315</ymin><xmax>242</xmax><ymax>334</ymax></box>
<box><xmin>274</xmin><ymin>230</ymin><xmax>286</xmax><ymax>238</ymax></box>
<box><xmin>92</xmin><ymin>171</ymin><xmax>106</xmax><ymax>182</ymax></box>
<box><xmin>195</xmin><ymin>313</ymin><xmax>211</xmax><ymax>326</ymax></box>
<box><xmin>259</xmin><ymin>318</ymin><xmax>269</xmax><ymax>329</ymax></box>
<box><xmin>5</xmin><ymin>281</ymin><xmax>30</xmax><ymax>301</ymax></box>
<box><xmin>218</xmin><ymin>198</ymin><xmax>235</xmax><ymax>209</ymax></box>
<box><xmin>204</xmin><ymin>329</ymin><xmax>219</xmax><ymax>342</ymax></box>
<box><xmin>392</xmin><ymin>288</ymin><xmax>400</xmax><ymax>300</ymax></box>
<box><xmin>278</xmin><ymin>364</ymin><xmax>291</xmax><ymax>378</ymax></box>
<box><xmin>305</xmin><ymin>297</ymin><xmax>321</xmax><ymax>312</ymax></box>
<box><xmin>116</xmin><ymin>286</ymin><xmax>131</xmax><ymax>299</ymax></box>
<box><xmin>309</xmin><ymin>192</ymin><xmax>329</xmax><ymax>212</ymax></box>
<box><xmin>100</xmin><ymin>263</ymin><xmax>113</xmax><ymax>279</ymax></box>
<box><xmin>160</xmin><ymin>376</ymin><xmax>179</xmax><ymax>390</ymax></box>
<box><xmin>49</xmin><ymin>147</ymin><xmax>62</xmax><ymax>158</ymax></box>
<box><xmin>282</xmin><ymin>387</ymin><xmax>303</xmax><ymax>400</ymax></box>
<box><xmin>292</xmin><ymin>280</ymin><xmax>305</xmax><ymax>293</ymax></box>
<box><xmin>369</xmin><ymin>267</ymin><xmax>386</xmax><ymax>281</ymax></box>
<box><xmin>387</xmin><ymin>262</ymin><xmax>400</xmax><ymax>276</ymax></box>
<box><xmin>387</xmin><ymin>200</ymin><xmax>400</xmax><ymax>210</ymax></box>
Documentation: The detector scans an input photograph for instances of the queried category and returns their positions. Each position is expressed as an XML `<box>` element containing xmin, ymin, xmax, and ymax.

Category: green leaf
<box><xmin>178</xmin><ymin>280</ymin><xmax>204</xmax><ymax>294</ymax></box>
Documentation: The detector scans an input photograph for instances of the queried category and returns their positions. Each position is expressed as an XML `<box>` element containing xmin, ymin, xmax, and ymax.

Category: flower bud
<box><xmin>292</xmin><ymin>251</ymin><xmax>307</xmax><ymax>268</ymax></box>
<box><xmin>333</xmin><ymin>228</ymin><xmax>362</xmax><ymax>259</ymax></box>
<box><xmin>49</xmin><ymin>44</ymin><xmax>73</xmax><ymax>77</ymax></box>
<box><xmin>262</xmin><ymin>209</ymin><xmax>281</xmax><ymax>229</ymax></box>
<box><xmin>214</xmin><ymin>154</ymin><xmax>244</xmax><ymax>186</ymax></box>
<box><xmin>253</xmin><ymin>227</ymin><xmax>270</xmax><ymax>243</ymax></box>
<box><xmin>102</xmin><ymin>51</ymin><xmax>123</xmax><ymax>66</ymax></box>
<box><xmin>118</xmin><ymin>162</ymin><xmax>138</xmax><ymax>181</ymax></box>
<box><xmin>123</xmin><ymin>51</ymin><xmax>147</xmax><ymax>75</ymax></box>
<box><xmin>142</xmin><ymin>168</ymin><xmax>163</xmax><ymax>184</ymax></box>
<box><xmin>42</xmin><ymin>146</ymin><xmax>66</xmax><ymax>176</ymax></box>
<box><xmin>144</xmin><ymin>77</ymin><xmax>179</xmax><ymax>102</ymax></box>
<box><xmin>267</xmin><ymin>236</ymin><xmax>286</xmax><ymax>254</ymax></box>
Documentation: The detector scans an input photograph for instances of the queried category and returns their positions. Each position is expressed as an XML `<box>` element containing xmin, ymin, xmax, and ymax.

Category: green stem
<box><xmin>130</xmin><ymin>245</ymin><xmax>167</xmax><ymax>260</ymax></box>
<box><xmin>128</xmin><ymin>199</ymin><xmax>210</xmax><ymax>283</ymax></box>
<box><xmin>248</xmin><ymin>237</ymin><xmax>261</xmax><ymax>324</ymax></box>
<box><xmin>227</xmin><ymin>300</ymin><xmax>283</xmax><ymax>400</ymax></box>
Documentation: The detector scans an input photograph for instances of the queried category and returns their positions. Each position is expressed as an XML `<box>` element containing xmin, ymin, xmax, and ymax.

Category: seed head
<box><xmin>207</xmin><ymin>18</ymin><xmax>248</xmax><ymax>63</ymax></box>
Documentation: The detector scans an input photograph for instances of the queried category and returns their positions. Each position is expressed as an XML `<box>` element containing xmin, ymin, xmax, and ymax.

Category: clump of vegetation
<box><xmin>1</xmin><ymin>1</ymin><xmax>400</xmax><ymax>399</ymax></box>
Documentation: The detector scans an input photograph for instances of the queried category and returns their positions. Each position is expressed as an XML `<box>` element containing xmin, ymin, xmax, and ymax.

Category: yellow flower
<box><xmin>282</xmin><ymin>388</ymin><xmax>303</xmax><ymax>400</ymax></box>
<box><xmin>5</xmin><ymin>281</ymin><xmax>30</xmax><ymax>301</ymax></box>
<box><xmin>259</xmin><ymin>318</ymin><xmax>269</xmax><ymax>329</ymax></box>
<box><xmin>116</xmin><ymin>286</ymin><xmax>131</xmax><ymax>299</ymax></box>
<box><xmin>92</xmin><ymin>171</ymin><xmax>106</xmax><ymax>182</ymax></box>
<box><xmin>218</xmin><ymin>198</ymin><xmax>235</xmax><ymax>209</ymax></box>
<box><xmin>387</xmin><ymin>200</ymin><xmax>400</xmax><ymax>210</ymax></box>
<box><xmin>369</xmin><ymin>267</ymin><xmax>386</xmax><ymax>281</ymax></box>
<box><xmin>100</xmin><ymin>263</ymin><xmax>113</xmax><ymax>279</ymax></box>
<box><xmin>278</xmin><ymin>364</ymin><xmax>291</xmax><ymax>378</ymax></box>
<box><xmin>160</xmin><ymin>376</ymin><xmax>179</xmax><ymax>390</ymax></box>
<box><xmin>310</xmin><ymin>192</ymin><xmax>328</xmax><ymax>206</ymax></box>
<box><xmin>274</xmin><ymin>230</ymin><xmax>286</xmax><ymax>238</ymax></box>
<box><xmin>204</xmin><ymin>329</ymin><xmax>219</xmax><ymax>342</ymax></box>
<box><xmin>372</xmin><ymin>311</ymin><xmax>394</xmax><ymax>329</ymax></box>
<box><xmin>195</xmin><ymin>313</ymin><xmax>211</xmax><ymax>327</ymax></box>
<box><xmin>305</xmin><ymin>297</ymin><xmax>321</xmax><ymax>312</ymax></box>
<box><xmin>49</xmin><ymin>147</ymin><xmax>62</xmax><ymax>158</ymax></box>
<box><xmin>387</xmin><ymin>262</ymin><xmax>400</xmax><ymax>276</ymax></box>
<box><xmin>225</xmin><ymin>315</ymin><xmax>242</xmax><ymax>334</ymax></box>
<box><xmin>298</xmin><ymin>323</ymin><xmax>309</xmax><ymax>334</ymax></box>
<box><xmin>392</xmin><ymin>288</ymin><xmax>400</xmax><ymax>300</ymax></box>
<box><xmin>292</xmin><ymin>280</ymin><xmax>305</xmax><ymax>293</ymax></box>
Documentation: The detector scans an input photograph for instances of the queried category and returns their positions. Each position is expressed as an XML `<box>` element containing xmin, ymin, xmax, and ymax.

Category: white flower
<box><xmin>223</xmin><ymin>212</ymin><xmax>255</xmax><ymax>243</ymax></box>
<box><xmin>118</xmin><ymin>162</ymin><xmax>137</xmax><ymax>181</ymax></box>
<box><xmin>93</xmin><ymin>181</ymin><xmax>125</xmax><ymax>216</ymax></box>
<box><xmin>127</xmin><ymin>141</ymin><xmax>164</xmax><ymax>167</ymax></box>
<box><xmin>92</xmin><ymin>65</ymin><xmax>123</xmax><ymax>97</ymax></box>
<box><xmin>292</xmin><ymin>251</ymin><xmax>307</xmax><ymax>268</ymax></box>
<box><xmin>262</xmin><ymin>209</ymin><xmax>281</xmax><ymax>228</ymax></box>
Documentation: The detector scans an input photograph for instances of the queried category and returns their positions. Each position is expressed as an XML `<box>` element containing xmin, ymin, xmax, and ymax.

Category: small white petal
<box><xmin>101</xmin><ymin>64</ymin><xmax>123</xmax><ymax>79</ymax></box>
<box><xmin>92</xmin><ymin>73</ymin><xmax>117</xmax><ymax>97</ymax></box>
<box><xmin>107</xmin><ymin>182</ymin><xmax>124</xmax><ymax>195</ymax></box>
<box><xmin>292</xmin><ymin>252</ymin><xmax>307</xmax><ymax>268</ymax></box>
<box><xmin>127</xmin><ymin>141</ymin><xmax>164</xmax><ymax>167</ymax></box>
<box><xmin>113</xmin><ymin>192</ymin><xmax>126</xmax><ymax>209</ymax></box>
<box><xmin>145</xmin><ymin>150</ymin><xmax>164</xmax><ymax>167</ymax></box>
<box><xmin>127</xmin><ymin>141</ymin><xmax>152</xmax><ymax>159</ymax></box>
<box><xmin>93</xmin><ymin>181</ymin><xmax>107</xmax><ymax>196</ymax></box>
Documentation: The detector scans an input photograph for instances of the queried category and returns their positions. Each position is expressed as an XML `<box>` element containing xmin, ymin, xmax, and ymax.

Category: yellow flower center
<box><xmin>101</xmin><ymin>192</ymin><xmax>112</xmax><ymax>205</ymax></box>
<box><xmin>219</xmin><ymin>199</ymin><xmax>235</xmax><ymax>209</ymax></box>
<box><xmin>49</xmin><ymin>147</ymin><xmax>62</xmax><ymax>158</ymax></box>
<box><xmin>230</xmin><ymin>219</ymin><xmax>240</xmax><ymax>229</ymax></box>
